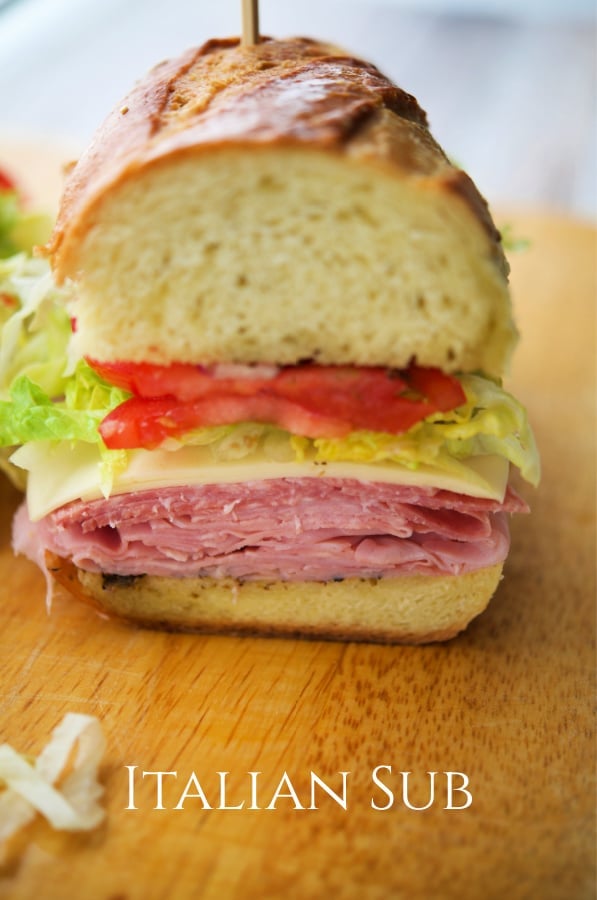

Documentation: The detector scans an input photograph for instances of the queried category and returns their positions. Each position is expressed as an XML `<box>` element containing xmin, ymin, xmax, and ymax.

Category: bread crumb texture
<box><xmin>51</xmin><ymin>38</ymin><xmax>515</xmax><ymax>376</ymax></box>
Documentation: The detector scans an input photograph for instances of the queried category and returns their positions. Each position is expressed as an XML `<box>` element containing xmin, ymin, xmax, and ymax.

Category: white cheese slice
<box><xmin>11</xmin><ymin>440</ymin><xmax>510</xmax><ymax>522</ymax></box>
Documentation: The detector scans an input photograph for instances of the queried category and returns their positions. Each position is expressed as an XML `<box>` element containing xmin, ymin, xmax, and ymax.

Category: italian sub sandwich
<box><xmin>2</xmin><ymin>37</ymin><xmax>539</xmax><ymax>642</ymax></box>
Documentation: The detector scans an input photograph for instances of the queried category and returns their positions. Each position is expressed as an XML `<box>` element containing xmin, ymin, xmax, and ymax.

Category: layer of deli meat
<box><xmin>13</xmin><ymin>478</ymin><xmax>527</xmax><ymax>582</ymax></box>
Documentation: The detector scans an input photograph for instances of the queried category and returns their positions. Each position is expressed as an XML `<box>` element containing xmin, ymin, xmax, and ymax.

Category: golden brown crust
<box><xmin>48</xmin><ymin>36</ymin><xmax>506</xmax><ymax>282</ymax></box>
<box><xmin>46</xmin><ymin>552</ymin><xmax>503</xmax><ymax>645</ymax></box>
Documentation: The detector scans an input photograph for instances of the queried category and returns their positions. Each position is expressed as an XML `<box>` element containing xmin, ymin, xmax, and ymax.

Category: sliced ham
<box><xmin>13</xmin><ymin>477</ymin><xmax>528</xmax><ymax>582</ymax></box>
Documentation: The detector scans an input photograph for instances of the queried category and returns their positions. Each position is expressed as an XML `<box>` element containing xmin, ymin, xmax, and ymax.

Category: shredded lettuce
<box><xmin>180</xmin><ymin>422</ymin><xmax>298</xmax><ymax>462</ymax></box>
<box><xmin>0</xmin><ymin>363</ymin><xmax>130</xmax><ymax>495</ymax></box>
<box><xmin>0</xmin><ymin>218</ymin><xmax>73</xmax><ymax>486</ymax></box>
<box><xmin>0</xmin><ymin>367</ymin><xmax>126</xmax><ymax>444</ymax></box>
<box><xmin>0</xmin><ymin>254</ymin><xmax>73</xmax><ymax>400</ymax></box>
<box><xmin>0</xmin><ymin>254</ymin><xmax>130</xmax><ymax>490</ymax></box>
<box><xmin>173</xmin><ymin>372</ymin><xmax>540</xmax><ymax>486</ymax></box>
<box><xmin>0</xmin><ymin>183</ymin><xmax>67</xmax><ymax>399</ymax></box>
<box><xmin>304</xmin><ymin>374</ymin><xmax>540</xmax><ymax>486</ymax></box>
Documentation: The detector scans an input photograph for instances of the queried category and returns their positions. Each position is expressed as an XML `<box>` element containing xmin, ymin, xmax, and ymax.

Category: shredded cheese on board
<box><xmin>0</xmin><ymin>712</ymin><xmax>106</xmax><ymax>860</ymax></box>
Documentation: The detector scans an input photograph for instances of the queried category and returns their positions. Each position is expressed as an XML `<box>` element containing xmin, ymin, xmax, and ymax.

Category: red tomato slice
<box><xmin>89</xmin><ymin>360</ymin><xmax>274</xmax><ymax>401</ymax></box>
<box><xmin>93</xmin><ymin>360</ymin><xmax>466</xmax><ymax>450</ymax></box>
<box><xmin>99</xmin><ymin>392</ymin><xmax>351</xmax><ymax>449</ymax></box>
<box><xmin>271</xmin><ymin>365</ymin><xmax>458</xmax><ymax>433</ymax></box>
<box><xmin>405</xmin><ymin>364</ymin><xmax>465</xmax><ymax>412</ymax></box>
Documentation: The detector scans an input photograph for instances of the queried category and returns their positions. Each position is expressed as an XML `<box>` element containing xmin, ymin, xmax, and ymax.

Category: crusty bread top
<box><xmin>50</xmin><ymin>36</ymin><xmax>505</xmax><ymax>282</ymax></box>
<box><xmin>47</xmin><ymin>37</ymin><xmax>515</xmax><ymax>375</ymax></box>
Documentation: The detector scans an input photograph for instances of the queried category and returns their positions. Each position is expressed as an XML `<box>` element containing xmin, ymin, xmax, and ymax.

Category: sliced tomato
<box><xmin>93</xmin><ymin>360</ymin><xmax>466</xmax><ymax>450</ymax></box>
<box><xmin>89</xmin><ymin>360</ymin><xmax>274</xmax><ymax>401</ymax></box>
<box><xmin>99</xmin><ymin>392</ymin><xmax>351</xmax><ymax>449</ymax></box>
<box><xmin>405</xmin><ymin>364</ymin><xmax>465</xmax><ymax>412</ymax></box>
<box><xmin>272</xmin><ymin>365</ymin><xmax>447</xmax><ymax>433</ymax></box>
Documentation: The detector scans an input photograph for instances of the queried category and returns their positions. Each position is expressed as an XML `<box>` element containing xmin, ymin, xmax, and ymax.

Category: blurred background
<box><xmin>0</xmin><ymin>0</ymin><xmax>595</xmax><ymax>218</ymax></box>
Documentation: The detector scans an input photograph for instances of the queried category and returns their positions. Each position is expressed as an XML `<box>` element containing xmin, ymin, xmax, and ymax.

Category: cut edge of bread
<box><xmin>62</xmin><ymin>146</ymin><xmax>516</xmax><ymax>376</ymax></box>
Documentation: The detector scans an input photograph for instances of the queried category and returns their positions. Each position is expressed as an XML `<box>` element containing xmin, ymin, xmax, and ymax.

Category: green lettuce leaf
<box><xmin>0</xmin><ymin>362</ymin><xmax>130</xmax><ymax>443</ymax></box>
<box><xmin>0</xmin><ymin>361</ymin><xmax>130</xmax><ymax>495</ymax></box>
<box><xmin>0</xmin><ymin>375</ymin><xmax>100</xmax><ymax>444</ymax></box>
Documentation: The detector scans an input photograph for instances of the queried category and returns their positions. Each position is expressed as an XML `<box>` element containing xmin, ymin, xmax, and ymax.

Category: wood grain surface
<box><xmin>0</xmin><ymin>210</ymin><xmax>595</xmax><ymax>900</ymax></box>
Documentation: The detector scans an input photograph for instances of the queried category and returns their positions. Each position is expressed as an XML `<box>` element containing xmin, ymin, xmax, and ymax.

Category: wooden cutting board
<box><xmin>0</xmin><ymin>205</ymin><xmax>594</xmax><ymax>900</ymax></box>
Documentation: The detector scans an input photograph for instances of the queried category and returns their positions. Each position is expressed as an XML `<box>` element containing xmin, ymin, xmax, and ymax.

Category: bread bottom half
<box><xmin>46</xmin><ymin>554</ymin><xmax>503</xmax><ymax>644</ymax></box>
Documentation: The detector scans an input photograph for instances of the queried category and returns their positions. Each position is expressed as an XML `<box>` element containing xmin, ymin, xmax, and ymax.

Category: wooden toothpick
<box><xmin>241</xmin><ymin>0</ymin><xmax>260</xmax><ymax>46</ymax></box>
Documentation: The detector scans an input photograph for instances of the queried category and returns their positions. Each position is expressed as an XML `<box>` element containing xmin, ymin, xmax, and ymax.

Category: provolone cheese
<box><xmin>12</xmin><ymin>440</ymin><xmax>510</xmax><ymax>522</ymax></box>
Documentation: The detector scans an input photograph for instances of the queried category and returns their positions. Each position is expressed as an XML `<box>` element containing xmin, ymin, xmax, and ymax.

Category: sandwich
<box><xmin>2</xmin><ymin>37</ymin><xmax>539</xmax><ymax>642</ymax></box>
